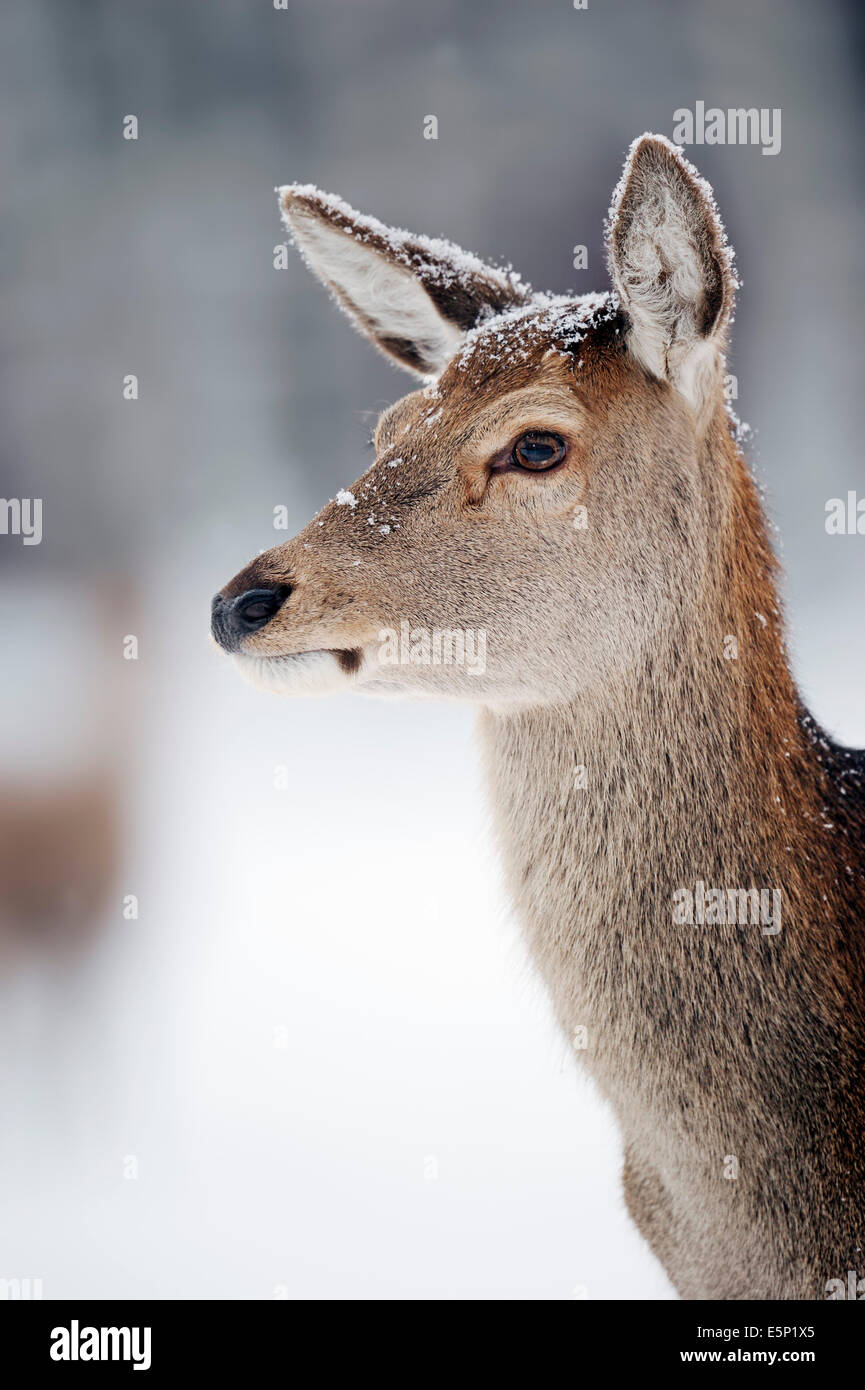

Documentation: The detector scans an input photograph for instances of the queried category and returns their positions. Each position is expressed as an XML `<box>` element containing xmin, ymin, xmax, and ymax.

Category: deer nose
<box><xmin>211</xmin><ymin>585</ymin><xmax>291</xmax><ymax>651</ymax></box>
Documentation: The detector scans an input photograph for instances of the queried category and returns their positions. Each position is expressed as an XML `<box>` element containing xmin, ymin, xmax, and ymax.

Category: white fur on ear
<box><xmin>285</xmin><ymin>208</ymin><xmax>463</xmax><ymax>376</ymax></box>
<box><xmin>607</xmin><ymin>134</ymin><xmax>736</xmax><ymax>409</ymax></box>
<box><xmin>279</xmin><ymin>184</ymin><xmax>531</xmax><ymax>378</ymax></box>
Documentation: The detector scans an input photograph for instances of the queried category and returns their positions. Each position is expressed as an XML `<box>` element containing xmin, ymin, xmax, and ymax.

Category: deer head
<box><xmin>212</xmin><ymin>134</ymin><xmax>737</xmax><ymax>707</ymax></box>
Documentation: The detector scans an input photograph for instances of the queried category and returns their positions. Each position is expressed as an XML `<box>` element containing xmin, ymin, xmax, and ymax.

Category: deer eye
<box><xmin>511</xmin><ymin>431</ymin><xmax>566</xmax><ymax>471</ymax></box>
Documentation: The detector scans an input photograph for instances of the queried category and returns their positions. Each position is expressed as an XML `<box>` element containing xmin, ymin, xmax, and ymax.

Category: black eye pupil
<box><xmin>513</xmin><ymin>432</ymin><xmax>564</xmax><ymax>471</ymax></box>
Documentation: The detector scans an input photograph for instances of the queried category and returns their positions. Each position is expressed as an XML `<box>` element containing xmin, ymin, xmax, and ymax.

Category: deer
<box><xmin>211</xmin><ymin>134</ymin><xmax>865</xmax><ymax>1300</ymax></box>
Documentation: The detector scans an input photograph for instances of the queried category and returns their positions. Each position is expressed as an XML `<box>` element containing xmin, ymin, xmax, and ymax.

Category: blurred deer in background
<box><xmin>0</xmin><ymin>578</ymin><xmax>130</xmax><ymax>955</ymax></box>
<box><xmin>212</xmin><ymin>135</ymin><xmax>865</xmax><ymax>1299</ymax></box>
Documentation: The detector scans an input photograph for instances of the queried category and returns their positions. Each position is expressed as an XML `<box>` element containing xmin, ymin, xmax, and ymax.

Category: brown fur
<box><xmin>214</xmin><ymin>137</ymin><xmax>865</xmax><ymax>1298</ymax></box>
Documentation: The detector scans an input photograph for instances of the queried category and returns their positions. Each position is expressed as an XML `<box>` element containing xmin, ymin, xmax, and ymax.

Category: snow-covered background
<box><xmin>0</xmin><ymin>0</ymin><xmax>862</xmax><ymax>1299</ymax></box>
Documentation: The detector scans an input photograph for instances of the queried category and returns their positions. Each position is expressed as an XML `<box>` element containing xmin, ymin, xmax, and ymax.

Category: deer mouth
<box><xmin>332</xmin><ymin>647</ymin><xmax>363</xmax><ymax>675</ymax></box>
<box><xmin>231</xmin><ymin>646</ymin><xmax>364</xmax><ymax>696</ymax></box>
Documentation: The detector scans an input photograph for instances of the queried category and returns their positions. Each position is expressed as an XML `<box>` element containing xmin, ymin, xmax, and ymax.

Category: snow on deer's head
<box><xmin>212</xmin><ymin>134</ymin><xmax>738</xmax><ymax>706</ymax></box>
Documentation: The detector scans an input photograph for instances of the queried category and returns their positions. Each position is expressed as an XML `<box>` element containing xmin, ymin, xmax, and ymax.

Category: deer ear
<box><xmin>607</xmin><ymin>134</ymin><xmax>736</xmax><ymax>408</ymax></box>
<box><xmin>279</xmin><ymin>185</ymin><xmax>530</xmax><ymax>378</ymax></box>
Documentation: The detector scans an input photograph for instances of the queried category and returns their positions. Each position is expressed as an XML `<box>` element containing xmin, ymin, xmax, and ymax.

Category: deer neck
<box><xmin>477</xmin><ymin>442</ymin><xmax>842</xmax><ymax>1129</ymax></box>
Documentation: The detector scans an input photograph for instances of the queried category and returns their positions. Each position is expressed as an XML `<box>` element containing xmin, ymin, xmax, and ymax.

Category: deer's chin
<box><xmin>232</xmin><ymin>649</ymin><xmax>357</xmax><ymax>697</ymax></box>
